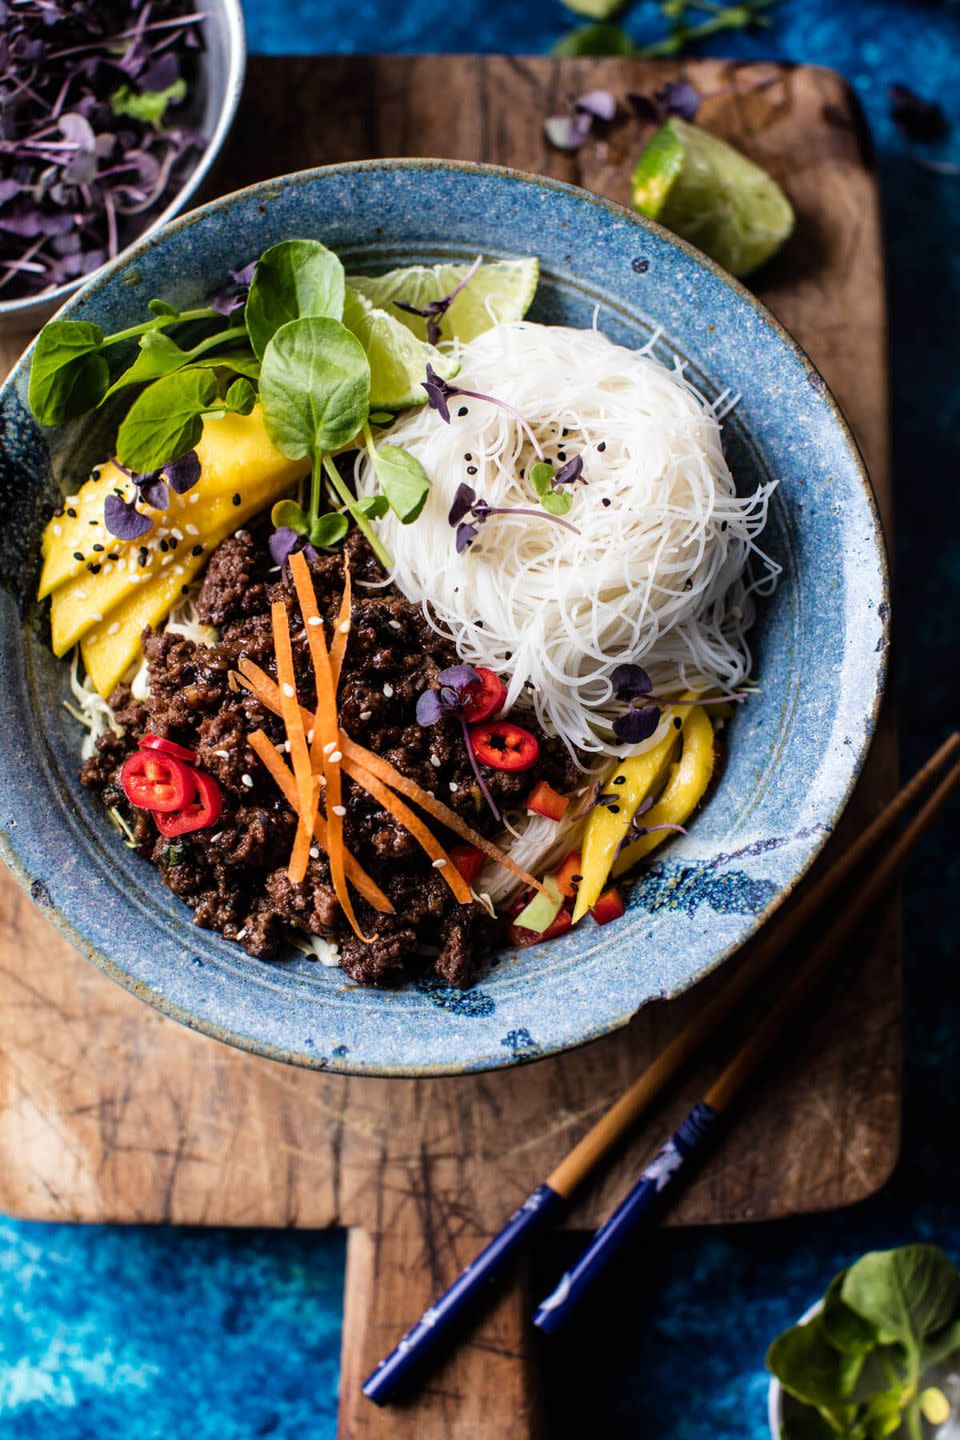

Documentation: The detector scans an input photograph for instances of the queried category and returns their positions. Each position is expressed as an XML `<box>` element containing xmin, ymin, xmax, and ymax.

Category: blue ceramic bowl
<box><xmin>0</xmin><ymin>161</ymin><xmax>888</xmax><ymax>1076</ymax></box>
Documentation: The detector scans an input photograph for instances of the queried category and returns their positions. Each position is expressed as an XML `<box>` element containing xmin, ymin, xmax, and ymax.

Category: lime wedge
<box><xmin>349</xmin><ymin>256</ymin><xmax>538</xmax><ymax>347</ymax></box>
<box><xmin>341</xmin><ymin>287</ymin><xmax>459</xmax><ymax>411</ymax></box>
<box><xmin>631</xmin><ymin>118</ymin><xmax>794</xmax><ymax>278</ymax></box>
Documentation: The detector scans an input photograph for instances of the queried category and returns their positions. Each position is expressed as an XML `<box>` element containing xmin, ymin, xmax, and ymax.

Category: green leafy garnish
<box><xmin>259</xmin><ymin>317</ymin><xmax>370</xmax><ymax>458</ymax></box>
<box><xmin>110</xmin><ymin>79</ymin><xmax>187</xmax><ymax>130</ymax></box>
<box><xmin>362</xmin><ymin>423</ymin><xmax>430</xmax><ymax>524</ymax></box>
<box><xmin>117</xmin><ymin>367</ymin><xmax>218</xmax><ymax>472</ymax></box>
<box><xmin>530</xmin><ymin>460</ymin><xmax>575</xmax><ymax>516</ymax></box>
<box><xmin>28</xmin><ymin>321</ymin><xmax>110</xmax><ymax>425</ymax></box>
<box><xmin>768</xmin><ymin>1245</ymin><xmax>960</xmax><ymax>1440</ymax></box>
<box><xmin>245</xmin><ymin>239</ymin><xmax>346</xmax><ymax>360</ymax></box>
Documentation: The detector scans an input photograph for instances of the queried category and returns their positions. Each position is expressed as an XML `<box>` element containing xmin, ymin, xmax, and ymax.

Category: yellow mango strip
<box><xmin>613</xmin><ymin>707</ymin><xmax>715</xmax><ymax>879</ymax></box>
<box><xmin>233</xmin><ymin>657</ymin><xmax>546</xmax><ymax>898</ymax></box>
<box><xmin>572</xmin><ymin>721</ymin><xmax>685</xmax><ymax>923</ymax></box>
<box><xmin>329</xmin><ymin>553</ymin><xmax>352</xmax><ymax>690</ymax></box>
<box><xmin>39</xmin><ymin>460</ymin><xmax>129</xmax><ymax>598</ymax></box>
<box><xmin>247</xmin><ymin>730</ymin><xmax>393</xmax><ymax>913</ymax></box>
<box><xmin>79</xmin><ymin>550</ymin><xmax>208</xmax><ymax>696</ymax></box>
<box><xmin>287</xmin><ymin>551</ymin><xmax>372</xmax><ymax>943</ymax></box>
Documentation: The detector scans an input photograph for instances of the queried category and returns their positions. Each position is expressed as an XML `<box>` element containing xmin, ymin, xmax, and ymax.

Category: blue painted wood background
<box><xmin>2</xmin><ymin>2</ymin><xmax>959</xmax><ymax>1435</ymax></box>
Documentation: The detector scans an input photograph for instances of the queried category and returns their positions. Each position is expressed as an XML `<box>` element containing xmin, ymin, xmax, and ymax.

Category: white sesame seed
<box><xmin>53</xmin><ymin>524</ymin><xmax>63</xmax><ymax>537</ymax></box>
<box><xmin>432</xmin><ymin>858</ymin><xmax>447</xmax><ymax>869</ymax></box>
<box><xmin>309</xmin><ymin>847</ymin><xmax>320</xmax><ymax>860</ymax></box>
<box><xmin>236</xmin><ymin>927</ymin><xmax>248</xmax><ymax>941</ymax></box>
<box><xmin>281</xmin><ymin>682</ymin><xmax>295</xmax><ymax>698</ymax></box>
<box><xmin>91</xmin><ymin>613</ymin><xmax>103</xmax><ymax>622</ymax></box>
<box><xmin>359</xmin><ymin>710</ymin><xmax>372</xmax><ymax>721</ymax></box>
<box><xmin>75</xmin><ymin>590</ymin><xmax>87</xmax><ymax>600</ymax></box>
<box><xmin>161</xmin><ymin>554</ymin><xmax>173</xmax><ymax>566</ymax></box>
<box><xmin>383</xmin><ymin>683</ymin><xmax>394</xmax><ymax>698</ymax></box>
<box><xmin>86</xmin><ymin>635</ymin><xmax>99</xmax><ymax>647</ymax></box>
<box><xmin>186</xmin><ymin>524</ymin><xmax>199</xmax><ymax>536</ymax></box>
<box><xmin>157</xmin><ymin>528</ymin><xmax>169</xmax><ymax>538</ymax></box>
<box><xmin>430</xmin><ymin>755</ymin><xmax>441</xmax><ymax>768</ymax></box>
<box><xmin>283</xmin><ymin>741</ymin><xmax>291</xmax><ymax>753</ymax></box>
<box><xmin>107</xmin><ymin>622</ymin><xmax>120</xmax><ymax>636</ymax></box>
<box><xmin>332</xmin><ymin>804</ymin><xmax>346</xmax><ymax>817</ymax></box>
<box><xmin>171</xmin><ymin>528</ymin><xmax>183</xmax><ymax>541</ymax></box>
<box><xmin>214</xmin><ymin>749</ymin><xmax>230</xmax><ymax>759</ymax></box>
<box><xmin>241</xmin><ymin>773</ymin><xmax>253</xmax><ymax>788</ymax></box>
<box><xmin>338</xmin><ymin>619</ymin><xmax>350</xmax><ymax>634</ymax></box>
<box><xmin>190</xmin><ymin>493</ymin><xmax>200</xmax><ymax>504</ymax></box>
<box><xmin>388</xmin><ymin>619</ymin><xmax>402</xmax><ymax>631</ymax></box>
<box><xmin>66</xmin><ymin>495</ymin><xmax>80</xmax><ymax>505</ymax></box>
<box><xmin>307</xmin><ymin>615</ymin><xmax>321</xmax><ymax>627</ymax></box>
<box><xmin>174</xmin><ymin>565</ymin><xmax>184</xmax><ymax>576</ymax></box>
<box><xmin>449</xmin><ymin>781</ymin><xmax>458</xmax><ymax>792</ymax></box>
<box><xmin>208</xmin><ymin>832</ymin><xmax>222</xmax><ymax>842</ymax></box>
<box><xmin>323</xmin><ymin>740</ymin><xmax>336</xmax><ymax>754</ymax></box>
<box><xmin>329</xmin><ymin>750</ymin><xmax>342</xmax><ymax>764</ymax></box>
<box><xmin>103</xmin><ymin>564</ymin><xmax>113</xmax><ymax>575</ymax></box>
<box><xmin>306</xmin><ymin>729</ymin><xmax>314</xmax><ymax>744</ymax></box>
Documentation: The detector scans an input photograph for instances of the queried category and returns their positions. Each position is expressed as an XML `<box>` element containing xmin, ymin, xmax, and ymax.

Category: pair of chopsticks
<box><xmin>363</xmin><ymin>732</ymin><xmax>960</xmax><ymax>1405</ymax></box>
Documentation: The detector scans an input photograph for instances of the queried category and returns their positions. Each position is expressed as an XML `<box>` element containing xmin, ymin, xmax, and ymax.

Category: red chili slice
<box><xmin>140</xmin><ymin>734</ymin><xmax>197</xmax><ymax>765</ymax></box>
<box><xmin>469</xmin><ymin>720</ymin><xmax>540</xmax><ymax>772</ymax></box>
<box><xmin>507</xmin><ymin>906</ymin><xmax>572</xmax><ymax>948</ymax></box>
<box><xmin>461</xmin><ymin>667</ymin><xmax>508</xmax><ymax>724</ymax></box>
<box><xmin>526</xmin><ymin>780</ymin><xmax>569</xmax><ymax>821</ymax></box>
<box><xmin>448</xmin><ymin>843</ymin><xmax>485</xmax><ymax>885</ymax></box>
<box><xmin>153</xmin><ymin>768</ymin><xmax>222</xmax><ymax>836</ymax></box>
<box><xmin>121</xmin><ymin>751</ymin><xmax>197</xmax><ymax>813</ymax></box>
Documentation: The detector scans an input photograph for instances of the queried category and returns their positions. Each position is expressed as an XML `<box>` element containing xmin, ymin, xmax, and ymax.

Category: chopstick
<box><xmin>533</xmin><ymin>737</ymin><xmax>960</xmax><ymax>1332</ymax></box>
<box><xmin>362</xmin><ymin>733</ymin><xmax>960</xmax><ymax>1403</ymax></box>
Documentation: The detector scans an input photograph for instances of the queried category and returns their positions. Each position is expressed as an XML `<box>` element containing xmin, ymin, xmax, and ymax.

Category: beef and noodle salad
<box><xmin>28</xmin><ymin>243</ymin><xmax>778</xmax><ymax>987</ymax></box>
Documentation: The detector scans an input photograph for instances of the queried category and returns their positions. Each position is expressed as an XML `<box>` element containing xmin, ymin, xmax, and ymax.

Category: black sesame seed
<box><xmin>571</xmin><ymin>874</ymin><xmax>583</xmax><ymax>883</ymax></box>
<box><xmin>561</xmin><ymin>428</ymin><xmax>569</xmax><ymax>438</ymax></box>
<box><xmin>53</xmin><ymin>506</ymin><xmax>64</xmax><ymax>518</ymax></box>
<box><xmin>67</xmin><ymin>507</ymin><xmax>77</xmax><ymax>518</ymax></box>
<box><xmin>597</xmin><ymin>441</ymin><xmax>607</xmax><ymax>453</ymax></box>
<box><xmin>457</xmin><ymin>406</ymin><xmax>468</xmax><ymax>417</ymax></box>
<box><xmin>72</xmin><ymin>551</ymin><xmax>84</xmax><ymax>562</ymax></box>
<box><xmin>92</xmin><ymin>543</ymin><xmax>104</xmax><ymax>552</ymax></box>
<box><xmin>232</xmin><ymin>493</ymin><xmax>241</xmax><ymax>506</ymax></box>
<box><xmin>606</xmin><ymin>803</ymin><xmax>621</xmax><ymax>814</ymax></box>
<box><xmin>91</xmin><ymin>468</ymin><xmax>101</xmax><ymax>481</ymax></box>
<box><xmin>191</xmin><ymin>544</ymin><xmax>203</xmax><ymax>557</ymax></box>
<box><xmin>159</xmin><ymin>539</ymin><xmax>169</xmax><ymax>552</ymax></box>
<box><xmin>557</xmin><ymin>451</ymin><xmax>567</xmax><ymax>462</ymax></box>
<box><xmin>87</xmin><ymin>562</ymin><xmax>101</xmax><ymax>574</ymax></box>
<box><xmin>88</xmin><ymin>519</ymin><xmax>98</xmax><ymax>526</ymax></box>
<box><xmin>466</xmin><ymin>465</ymin><xmax>478</xmax><ymax>476</ymax></box>
<box><xmin>169</xmin><ymin>537</ymin><xmax>178</xmax><ymax>549</ymax></box>
<box><xmin>613</xmin><ymin>775</ymin><xmax>627</xmax><ymax>785</ymax></box>
<box><xmin>108</xmin><ymin>553</ymin><xmax>119</xmax><ymax>562</ymax></box>
<box><xmin>181</xmin><ymin>585</ymin><xmax>189</xmax><ymax>595</ymax></box>
<box><xmin>602</xmin><ymin>498</ymin><xmax>612</xmax><ymax>508</ymax></box>
<box><xmin>721</xmin><ymin>521</ymin><xmax>728</xmax><ymax>532</ymax></box>
<box><xmin>674</xmin><ymin>717</ymin><xmax>682</xmax><ymax>729</ymax></box>
<box><xmin>464</xmin><ymin>453</ymin><xmax>472</xmax><ymax>461</ymax></box>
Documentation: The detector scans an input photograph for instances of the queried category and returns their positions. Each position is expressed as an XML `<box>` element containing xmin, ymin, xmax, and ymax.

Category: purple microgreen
<box><xmin>613</xmin><ymin>704</ymin><xmax>661</xmax><ymax>745</ymax></box>
<box><xmin>104</xmin><ymin>491</ymin><xmax>152</xmax><ymax>540</ymax></box>
<box><xmin>448</xmin><ymin>482</ymin><xmax>477</xmax><ymax>526</ymax></box>
<box><xmin>267</xmin><ymin>526</ymin><xmax>319</xmax><ymax>569</ymax></box>
<box><xmin>437</xmin><ymin>664</ymin><xmax>482</xmax><ymax>693</ymax></box>
<box><xmin>138</xmin><ymin>475</ymin><xmax>169</xmax><ymax>510</ymax></box>
<box><xmin>460</xmin><ymin>713</ymin><xmax>501</xmax><ymax>822</ymax></box>
<box><xmin>572</xmin><ymin>782</ymin><xmax>602</xmax><ymax>821</ymax></box>
<box><xmin>210</xmin><ymin>259</ymin><xmax>257</xmax><ymax>316</ymax></box>
<box><xmin>456</xmin><ymin>522</ymin><xmax>478</xmax><ymax>553</ymax></box>
<box><xmin>889</xmin><ymin>84</ymin><xmax>949</xmax><ymax>144</ymax></box>
<box><xmin>164</xmin><ymin>448</ymin><xmax>200</xmax><ymax>494</ymax></box>
<box><xmin>610</xmin><ymin>663</ymin><xmax>653</xmax><ymax>700</ymax></box>
<box><xmin>628</xmin><ymin>80</ymin><xmax>701</xmax><ymax>125</ymax></box>
<box><xmin>544</xmin><ymin>110</ymin><xmax>594</xmax><ymax>152</ymax></box>
<box><xmin>415</xmin><ymin>689</ymin><xmax>445</xmax><ymax>726</ymax></box>
<box><xmin>553</xmin><ymin>454</ymin><xmax>584</xmax><ymax>486</ymax></box>
<box><xmin>394</xmin><ymin>254</ymin><xmax>483</xmax><ymax>346</ymax></box>
<box><xmin>414</xmin><ymin>664</ymin><xmax>502</xmax><ymax>821</ymax></box>
<box><xmin>423</xmin><ymin>364</ymin><xmax>545</xmax><ymax>461</ymax></box>
<box><xmin>575</xmin><ymin>89</ymin><xmax>617</xmax><ymax>123</ymax></box>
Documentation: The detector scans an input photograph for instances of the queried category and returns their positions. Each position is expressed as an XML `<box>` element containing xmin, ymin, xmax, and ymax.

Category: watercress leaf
<box><xmin>310</xmin><ymin>511</ymin><xmax>350</xmax><ymax>548</ymax></box>
<box><xmin>28</xmin><ymin>320</ymin><xmax>108</xmax><ymax>425</ymax></box>
<box><xmin>373</xmin><ymin>444</ymin><xmax>430</xmax><ymax>524</ymax></box>
<box><xmin>271</xmin><ymin>499</ymin><xmax>310</xmax><ymax>534</ymax></box>
<box><xmin>245</xmin><ymin>239</ymin><xmax>347</xmax><ymax>359</ymax></box>
<box><xmin>529</xmin><ymin>461</ymin><xmax>555</xmax><ymax>497</ymax></box>
<box><xmin>541</xmin><ymin>489</ymin><xmax>573</xmax><ymax>516</ymax></box>
<box><xmin>356</xmin><ymin>494</ymin><xmax>390</xmax><ymax>520</ymax></box>
<box><xmin>116</xmin><ymin>368</ymin><xmax>218</xmax><ymax>473</ymax></box>
<box><xmin>823</xmin><ymin>1274</ymin><xmax>879</xmax><ymax>1358</ymax></box>
<box><xmin>552</xmin><ymin>22</ymin><xmax>634</xmax><ymax>56</ymax></box>
<box><xmin>101</xmin><ymin>330</ymin><xmax>191</xmax><ymax>400</ymax></box>
<box><xmin>767</xmin><ymin>1314</ymin><xmax>864</xmax><ymax>1425</ymax></box>
<box><xmin>225</xmin><ymin>377</ymin><xmax>256</xmax><ymax>415</ymax></box>
<box><xmin>190</xmin><ymin>352</ymin><xmax>262</xmax><ymax>380</ymax></box>
<box><xmin>148</xmin><ymin>299</ymin><xmax>180</xmax><ymax>318</ymax></box>
<box><xmin>919</xmin><ymin>1315</ymin><xmax>960</xmax><ymax>1371</ymax></box>
<box><xmin>259</xmin><ymin>317</ymin><xmax>371</xmax><ymax>459</ymax></box>
<box><xmin>369</xmin><ymin>411</ymin><xmax>395</xmax><ymax>426</ymax></box>
<box><xmin>841</xmin><ymin>1246</ymin><xmax>960</xmax><ymax>1368</ymax></box>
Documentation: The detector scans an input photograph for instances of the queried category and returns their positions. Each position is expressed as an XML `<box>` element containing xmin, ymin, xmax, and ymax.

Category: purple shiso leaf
<box><xmin>455</xmin><ymin>521</ymin><xmax>478</xmax><ymax>554</ymax></box>
<box><xmin>610</xmin><ymin>663</ymin><xmax>653</xmax><ymax>700</ymax></box>
<box><xmin>437</xmin><ymin>664</ymin><xmax>481</xmax><ymax>694</ymax></box>
<box><xmin>628</xmin><ymin>81</ymin><xmax>701</xmax><ymax>125</ymax></box>
<box><xmin>104</xmin><ymin>492</ymin><xmax>152</xmax><ymax>540</ymax></box>
<box><xmin>423</xmin><ymin>363</ymin><xmax>456</xmax><ymax>422</ymax></box>
<box><xmin>544</xmin><ymin>110</ymin><xmax>593</xmax><ymax>152</ymax></box>
<box><xmin>138</xmin><ymin>475</ymin><xmax>169</xmax><ymax>510</ymax></box>
<box><xmin>268</xmin><ymin>526</ymin><xmax>299</xmax><ymax>566</ymax></box>
<box><xmin>613</xmin><ymin>703</ymin><xmax>661</xmax><ymax>745</ymax></box>
<box><xmin>448</xmin><ymin>482</ymin><xmax>477</xmax><ymax>527</ymax></box>
<box><xmin>415</xmin><ymin>690</ymin><xmax>444</xmax><ymax>726</ymax></box>
<box><xmin>553</xmin><ymin>454</ymin><xmax>584</xmax><ymax>486</ymax></box>
<box><xmin>164</xmin><ymin>448</ymin><xmax>200</xmax><ymax>494</ymax></box>
<box><xmin>576</xmin><ymin>89</ymin><xmax>617</xmax><ymax>123</ymax></box>
<box><xmin>395</xmin><ymin>254</ymin><xmax>482</xmax><ymax>346</ymax></box>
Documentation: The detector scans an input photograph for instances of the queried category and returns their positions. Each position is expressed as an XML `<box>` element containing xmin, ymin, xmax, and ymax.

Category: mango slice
<box><xmin>80</xmin><ymin>553</ymin><xmax>207</xmax><ymax>698</ymax></box>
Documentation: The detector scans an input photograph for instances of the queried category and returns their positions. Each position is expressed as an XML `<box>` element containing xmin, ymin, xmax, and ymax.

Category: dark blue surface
<box><xmin>2</xmin><ymin>1</ymin><xmax>960</xmax><ymax>1436</ymax></box>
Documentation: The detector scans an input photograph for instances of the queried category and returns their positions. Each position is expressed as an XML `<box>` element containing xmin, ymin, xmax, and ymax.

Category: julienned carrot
<box><xmin>271</xmin><ymin>601</ymin><xmax>314</xmax><ymax>828</ymax></box>
<box><xmin>247</xmin><ymin>730</ymin><xmax>394</xmax><ymax>914</ymax></box>
<box><xmin>288</xmin><ymin>551</ymin><xmax>371</xmax><ymax>944</ymax></box>
<box><xmin>288</xmin><ymin>775</ymin><xmax>320</xmax><ymax>885</ymax></box>
<box><xmin>330</xmin><ymin>553</ymin><xmax>352</xmax><ymax>690</ymax></box>
<box><xmin>346</xmin><ymin>757</ymin><xmax>473</xmax><ymax>906</ymax></box>
<box><xmin>233</xmin><ymin>658</ymin><xmax>546</xmax><ymax>897</ymax></box>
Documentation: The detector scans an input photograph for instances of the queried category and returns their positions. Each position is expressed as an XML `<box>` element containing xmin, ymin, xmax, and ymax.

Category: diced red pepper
<box><xmin>121</xmin><ymin>751</ymin><xmax>196</xmax><ymax>813</ymax></box>
<box><xmin>507</xmin><ymin>906</ymin><xmax>573</xmax><ymax>948</ymax></box>
<box><xmin>461</xmin><ymin>667</ymin><xmax>508</xmax><ymax>724</ymax></box>
<box><xmin>140</xmin><ymin>734</ymin><xmax>197</xmax><ymax>765</ymax></box>
<box><xmin>526</xmin><ymin>780</ymin><xmax>569</xmax><ymax>821</ymax></box>
<box><xmin>554</xmin><ymin>850</ymin><xmax>583</xmax><ymax>900</ymax></box>
<box><xmin>469</xmin><ymin>720</ymin><xmax>540</xmax><ymax>772</ymax></box>
<box><xmin>590</xmin><ymin>887</ymin><xmax>625</xmax><ymax>926</ymax></box>
<box><xmin>449</xmin><ymin>843</ymin><xmax>485</xmax><ymax>885</ymax></box>
<box><xmin>153</xmin><ymin>769</ymin><xmax>223</xmax><ymax>836</ymax></box>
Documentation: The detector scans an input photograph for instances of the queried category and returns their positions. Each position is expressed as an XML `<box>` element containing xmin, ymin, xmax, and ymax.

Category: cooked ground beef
<box><xmin>80</xmin><ymin>528</ymin><xmax>581</xmax><ymax>987</ymax></box>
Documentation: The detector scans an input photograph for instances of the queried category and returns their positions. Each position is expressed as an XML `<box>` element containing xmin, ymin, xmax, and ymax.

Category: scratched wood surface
<box><xmin>0</xmin><ymin>57</ymin><xmax>895</xmax><ymax>1438</ymax></box>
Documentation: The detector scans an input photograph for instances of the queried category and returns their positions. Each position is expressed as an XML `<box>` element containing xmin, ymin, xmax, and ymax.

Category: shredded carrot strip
<box><xmin>271</xmin><ymin>601</ymin><xmax>314</xmax><ymax>826</ymax></box>
<box><xmin>248</xmin><ymin>731</ymin><xmax>394</xmax><ymax>913</ymax></box>
<box><xmin>330</xmin><ymin>552</ymin><xmax>352</xmax><ymax>691</ymax></box>
<box><xmin>288</xmin><ymin>551</ymin><xmax>371</xmax><ymax>943</ymax></box>
<box><xmin>233</xmin><ymin>657</ymin><xmax>546</xmax><ymax>896</ymax></box>
<box><xmin>288</xmin><ymin>776</ymin><xmax>320</xmax><ymax>884</ymax></box>
<box><xmin>345</xmin><ymin>758</ymin><xmax>473</xmax><ymax>905</ymax></box>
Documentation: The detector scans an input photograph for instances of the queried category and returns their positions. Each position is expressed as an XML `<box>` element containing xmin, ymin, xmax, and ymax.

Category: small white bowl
<box><xmin>768</xmin><ymin>1300</ymin><xmax>821</xmax><ymax>1438</ymax></box>
<box><xmin>0</xmin><ymin>0</ymin><xmax>246</xmax><ymax>340</ymax></box>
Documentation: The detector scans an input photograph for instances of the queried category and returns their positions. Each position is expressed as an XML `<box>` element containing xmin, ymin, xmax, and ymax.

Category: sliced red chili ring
<box><xmin>121</xmin><ymin>751</ymin><xmax>197</xmax><ymax>813</ymax></box>
<box><xmin>469</xmin><ymin>720</ymin><xmax>540</xmax><ymax>772</ymax></box>
<box><xmin>140</xmin><ymin>734</ymin><xmax>197</xmax><ymax>765</ymax></box>
<box><xmin>461</xmin><ymin>667</ymin><xmax>508</xmax><ymax>725</ymax></box>
<box><xmin>153</xmin><ymin>769</ymin><xmax>222</xmax><ymax>836</ymax></box>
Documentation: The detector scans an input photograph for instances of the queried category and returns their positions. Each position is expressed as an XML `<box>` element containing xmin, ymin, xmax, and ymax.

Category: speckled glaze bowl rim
<box><xmin>0</xmin><ymin>0</ymin><xmax>247</xmax><ymax>326</ymax></box>
<box><xmin>0</xmin><ymin>158</ymin><xmax>889</xmax><ymax>1077</ymax></box>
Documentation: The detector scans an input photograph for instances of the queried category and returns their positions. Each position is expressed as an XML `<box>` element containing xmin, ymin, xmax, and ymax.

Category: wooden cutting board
<box><xmin>0</xmin><ymin>57</ymin><xmax>894</xmax><ymax>1439</ymax></box>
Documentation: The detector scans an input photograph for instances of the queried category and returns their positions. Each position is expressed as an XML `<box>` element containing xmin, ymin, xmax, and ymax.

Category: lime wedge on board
<box><xmin>341</xmin><ymin>287</ymin><xmax>459</xmax><ymax>411</ymax></box>
<box><xmin>349</xmin><ymin>256</ymin><xmax>539</xmax><ymax>347</ymax></box>
<box><xmin>631</xmin><ymin>118</ymin><xmax>794</xmax><ymax>278</ymax></box>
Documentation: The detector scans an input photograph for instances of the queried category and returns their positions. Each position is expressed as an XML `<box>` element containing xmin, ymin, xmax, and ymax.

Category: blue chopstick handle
<box><xmin>532</xmin><ymin>1101</ymin><xmax>719</xmax><ymax>1335</ymax></box>
<box><xmin>362</xmin><ymin>1182</ymin><xmax>565</xmax><ymax>1406</ymax></box>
